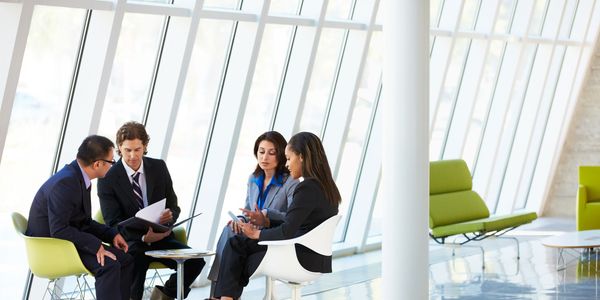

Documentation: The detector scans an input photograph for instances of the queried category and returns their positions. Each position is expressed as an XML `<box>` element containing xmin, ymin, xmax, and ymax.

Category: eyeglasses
<box><xmin>97</xmin><ymin>159</ymin><xmax>116</xmax><ymax>165</ymax></box>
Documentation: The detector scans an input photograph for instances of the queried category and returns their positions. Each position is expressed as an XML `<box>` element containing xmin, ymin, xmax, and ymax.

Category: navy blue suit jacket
<box><xmin>97</xmin><ymin>157</ymin><xmax>180</xmax><ymax>242</ymax></box>
<box><xmin>26</xmin><ymin>160</ymin><xmax>118</xmax><ymax>255</ymax></box>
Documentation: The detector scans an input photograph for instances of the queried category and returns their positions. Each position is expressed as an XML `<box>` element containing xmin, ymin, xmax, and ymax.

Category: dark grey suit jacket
<box><xmin>243</xmin><ymin>173</ymin><xmax>299</xmax><ymax>223</ymax></box>
<box><xmin>97</xmin><ymin>157</ymin><xmax>180</xmax><ymax>242</ymax></box>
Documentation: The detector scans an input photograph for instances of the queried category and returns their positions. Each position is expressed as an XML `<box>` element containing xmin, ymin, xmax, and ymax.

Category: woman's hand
<box><xmin>240</xmin><ymin>204</ymin><xmax>268</xmax><ymax>227</ymax></box>
<box><xmin>239</xmin><ymin>222</ymin><xmax>260</xmax><ymax>239</ymax></box>
<box><xmin>228</xmin><ymin>218</ymin><xmax>245</xmax><ymax>234</ymax></box>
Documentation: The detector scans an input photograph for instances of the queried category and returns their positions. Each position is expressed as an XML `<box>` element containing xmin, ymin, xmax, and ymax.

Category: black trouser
<box><xmin>214</xmin><ymin>235</ymin><xmax>267</xmax><ymax>299</ymax></box>
<box><xmin>128</xmin><ymin>237</ymin><xmax>206</xmax><ymax>300</ymax></box>
<box><xmin>80</xmin><ymin>245</ymin><xmax>134</xmax><ymax>300</ymax></box>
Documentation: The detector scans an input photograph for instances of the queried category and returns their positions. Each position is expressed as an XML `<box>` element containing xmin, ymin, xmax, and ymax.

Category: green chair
<box><xmin>577</xmin><ymin>166</ymin><xmax>600</xmax><ymax>231</ymax></box>
<box><xmin>429</xmin><ymin>159</ymin><xmax>538</xmax><ymax>267</ymax></box>
<box><xmin>94</xmin><ymin>210</ymin><xmax>188</xmax><ymax>290</ymax></box>
<box><xmin>11</xmin><ymin>212</ymin><xmax>94</xmax><ymax>299</ymax></box>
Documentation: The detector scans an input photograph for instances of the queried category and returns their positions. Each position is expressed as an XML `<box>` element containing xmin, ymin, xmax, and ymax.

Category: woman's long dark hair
<box><xmin>287</xmin><ymin>132</ymin><xmax>341</xmax><ymax>205</ymax></box>
<box><xmin>253</xmin><ymin>131</ymin><xmax>289</xmax><ymax>177</ymax></box>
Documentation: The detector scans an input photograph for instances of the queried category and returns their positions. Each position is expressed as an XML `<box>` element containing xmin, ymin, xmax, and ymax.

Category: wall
<box><xmin>544</xmin><ymin>46</ymin><xmax>600</xmax><ymax>217</ymax></box>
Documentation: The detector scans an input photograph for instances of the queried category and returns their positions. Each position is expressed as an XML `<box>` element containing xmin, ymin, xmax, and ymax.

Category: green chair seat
<box><xmin>430</xmin><ymin>219</ymin><xmax>485</xmax><ymax>238</ymax></box>
<box><xmin>481</xmin><ymin>212</ymin><xmax>538</xmax><ymax>232</ymax></box>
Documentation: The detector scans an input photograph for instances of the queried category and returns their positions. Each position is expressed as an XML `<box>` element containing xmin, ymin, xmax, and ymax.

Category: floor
<box><xmin>186</xmin><ymin>217</ymin><xmax>600</xmax><ymax>299</ymax></box>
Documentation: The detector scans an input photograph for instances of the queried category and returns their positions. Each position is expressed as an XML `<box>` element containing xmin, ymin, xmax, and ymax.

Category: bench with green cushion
<box><xmin>430</xmin><ymin>159</ymin><xmax>537</xmax><ymax>250</ymax></box>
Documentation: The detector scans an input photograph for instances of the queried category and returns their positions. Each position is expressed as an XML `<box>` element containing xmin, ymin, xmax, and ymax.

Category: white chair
<box><xmin>252</xmin><ymin>214</ymin><xmax>342</xmax><ymax>300</ymax></box>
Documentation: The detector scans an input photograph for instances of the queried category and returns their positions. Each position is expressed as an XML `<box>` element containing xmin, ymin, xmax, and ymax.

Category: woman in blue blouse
<box><xmin>215</xmin><ymin>132</ymin><xmax>341</xmax><ymax>300</ymax></box>
<box><xmin>207</xmin><ymin>131</ymin><xmax>298</xmax><ymax>298</ymax></box>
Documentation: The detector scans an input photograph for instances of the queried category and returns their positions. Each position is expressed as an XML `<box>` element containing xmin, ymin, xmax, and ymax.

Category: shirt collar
<box><xmin>254</xmin><ymin>172</ymin><xmax>284</xmax><ymax>187</ymax></box>
<box><xmin>122</xmin><ymin>159</ymin><xmax>145</xmax><ymax>178</ymax></box>
<box><xmin>76</xmin><ymin>161</ymin><xmax>92</xmax><ymax>189</ymax></box>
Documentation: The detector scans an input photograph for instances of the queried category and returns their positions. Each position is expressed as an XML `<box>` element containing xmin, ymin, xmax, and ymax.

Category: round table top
<box><xmin>145</xmin><ymin>249</ymin><xmax>215</xmax><ymax>259</ymax></box>
<box><xmin>542</xmin><ymin>229</ymin><xmax>600</xmax><ymax>249</ymax></box>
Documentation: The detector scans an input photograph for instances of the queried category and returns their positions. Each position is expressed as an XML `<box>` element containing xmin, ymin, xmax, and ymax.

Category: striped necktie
<box><xmin>132</xmin><ymin>172</ymin><xmax>144</xmax><ymax>209</ymax></box>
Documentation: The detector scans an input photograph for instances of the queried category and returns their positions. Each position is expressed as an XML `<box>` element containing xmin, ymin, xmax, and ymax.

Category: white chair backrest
<box><xmin>294</xmin><ymin>214</ymin><xmax>341</xmax><ymax>256</ymax></box>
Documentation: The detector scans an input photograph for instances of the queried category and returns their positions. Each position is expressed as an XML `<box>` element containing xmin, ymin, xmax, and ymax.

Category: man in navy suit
<box><xmin>27</xmin><ymin>135</ymin><xmax>134</xmax><ymax>300</ymax></box>
<box><xmin>98</xmin><ymin>121</ymin><xmax>205</xmax><ymax>300</ymax></box>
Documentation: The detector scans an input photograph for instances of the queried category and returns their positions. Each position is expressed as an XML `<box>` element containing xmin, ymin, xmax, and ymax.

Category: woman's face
<box><xmin>285</xmin><ymin>145</ymin><xmax>302</xmax><ymax>179</ymax></box>
<box><xmin>257</xmin><ymin>140</ymin><xmax>278</xmax><ymax>173</ymax></box>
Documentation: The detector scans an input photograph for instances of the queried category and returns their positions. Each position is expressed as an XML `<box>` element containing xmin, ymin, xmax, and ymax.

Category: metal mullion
<box><xmin>287</xmin><ymin>0</ymin><xmax>329</xmax><ymax>134</ymax></box>
<box><xmin>458</xmin><ymin>0</ymin><xmax>504</xmax><ymax>159</ymax></box>
<box><xmin>429</xmin><ymin>0</ymin><xmax>466</xmax><ymax>139</ymax></box>
<box><xmin>52</xmin><ymin>10</ymin><xmax>92</xmax><ymax>174</ymax></box>
<box><xmin>269</xmin><ymin>25</ymin><xmax>296</xmax><ymax>131</ymax></box>
<box><xmin>324</xmin><ymin>0</ymin><xmax>379</xmax><ymax>178</ymax></box>
<box><xmin>187</xmin><ymin>4</ymin><xmax>241</xmax><ymax>238</ymax></box>
<box><xmin>472</xmin><ymin>0</ymin><xmax>518</xmax><ymax>175</ymax></box>
<box><xmin>431</xmin><ymin>0</ymin><xmax>448</xmax><ymax>58</ymax></box>
<box><xmin>527</xmin><ymin>0</ymin><xmax>597</xmax><ymax>212</ymax></box>
<box><xmin>493</xmin><ymin>0</ymin><xmax>559</xmax><ymax>213</ymax></box>
<box><xmin>342</xmin><ymin>76</ymin><xmax>382</xmax><ymax>244</ymax></box>
<box><xmin>478</xmin><ymin>0</ymin><xmax>539</xmax><ymax>203</ymax></box>
<box><xmin>142</xmin><ymin>13</ymin><xmax>171</xmax><ymax>125</ymax></box>
<box><xmin>0</xmin><ymin>1</ymin><xmax>33</xmax><ymax>166</ymax></box>
<box><xmin>510</xmin><ymin>0</ymin><xmax>572</xmax><ymax>211</ymax></box>
<box><xmin>440</xmin><ymin>0</ymin><xmax>483</xmax><ymax>159</ymax></box>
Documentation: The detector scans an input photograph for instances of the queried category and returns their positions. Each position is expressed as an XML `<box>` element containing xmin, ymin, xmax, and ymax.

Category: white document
<box><xmin>135</xmin><ymin>198</ymin><xmax>166</xmax><ymax>223</ymax></box>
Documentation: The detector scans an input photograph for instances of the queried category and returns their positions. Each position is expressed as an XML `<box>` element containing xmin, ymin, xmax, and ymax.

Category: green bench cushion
<box><xmin>481</xmin><ymin>212</ymin><xmax>537</xmax><ymax>232</ymax></box>
<box><xmin>430</xmin><ymin>159</ymin><xmax>472</xmax><ymax>195</ymax></box>
<box><xmin>430</xmin><ymin>190</ymin><xmax>489</xmax><ymax>228</ymax></box>
<box><xmin>430</xmin><ymin>219</ymin><xmax>485</xmax><ymax>238</ymax></box>
<box><xmin>430</xmin><ymin>212</ymin><xmax>538</xmax><ymax>238</ymax></box>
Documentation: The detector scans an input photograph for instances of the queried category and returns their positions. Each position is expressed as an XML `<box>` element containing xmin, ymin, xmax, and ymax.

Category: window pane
<box><xmin>166</xmin><ymin>19</ymin><xmax>234</xmax><ymax>219</ymax></box>
<box><xmin>326</xmin><ymin>0</ymin><xmax>354</xmax><ymax>20</ymax></box>
<box><xmin>97</xmin><ymin>13</ymin><xmax>164</xmax><ymax>137</ymax></box>
<box><xmin>368</xmin><ymin>180</ymin><xmax>382</xmax><ymax>237</ymax></box>
<box><xmin>270</xmin><ymin>0</ymin><xmax>301</xmax><ymax>15</ymax></box>
<box><xmin>219</xmin><ymin>24</ymin><xmax>294</xmax><ymax>227</ymax></box>
<box><xmin>335</xmin><ymin>32</ymin><xmax>382</xmax><ymax>242</ymax></box>
<box><xmin>0</xmin><ymin>6</ymin><xmax>85</xmax><ymax>299</ymax></box>
<box><xmin>494</xmin><ymin>0</ymin><xmax>517</xmax><ymax>34</ymax></box>
<box><xmin>298</xmin><ymin>28</ymin><xmax>345</xmax><ymax>133</ymax></box>
<box><xmin>203</xmin><ymin>0</ymin><xmax>240</xmax><ymax>10</ymax></box>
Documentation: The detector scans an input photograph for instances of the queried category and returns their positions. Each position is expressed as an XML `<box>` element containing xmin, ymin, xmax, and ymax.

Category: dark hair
<box><xmin>76</xmin><ymin>135</ymin><xmax>115</xmax><ymax>166</ymax></box>
<box><xmin>287</xmin><ymin>132</ymin><xmax>341</xmax><ymax>205</ymax></box>
<box><xmin>253</xmin><ymin>131</ymin><xmax>289</xmax><ymax>177</ymax></box>
<box><xmin>116</xmin><ymin>121</ymin><xmax>150</xmax><ymax>156</ymax></box>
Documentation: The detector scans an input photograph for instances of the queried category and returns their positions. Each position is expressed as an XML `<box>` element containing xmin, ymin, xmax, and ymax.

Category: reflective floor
<box><xmin>188</xmin><ymin>217</ymin><xmax>600</xmax><ymax>299</ymax></box>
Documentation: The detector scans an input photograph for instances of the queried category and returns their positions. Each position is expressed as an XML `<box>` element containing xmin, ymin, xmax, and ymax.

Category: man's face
<box><xmin>119</xmin><ymin>139</ymin><xmax>145</xmax><ymax>171</ymax></box>
<box><xmin>95</xmin><ymin>149</ymin><xmax>115</xmax><ymax>178</ymax></box>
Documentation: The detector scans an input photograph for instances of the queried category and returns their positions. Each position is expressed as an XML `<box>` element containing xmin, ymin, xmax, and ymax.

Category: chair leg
<box><xmin>498</xmin><ymin>236</ymin><xmax>520</xmax><ymax>259</ymax></box>
<box><xmin>290</xmin><ymin>283</ymin><xmax>302</xmax><ymax>300</ymax></box>
<box><xmin>263</xmin><ymin>276</ymin><xmax>273</xmax><ymax>300</ymax></box>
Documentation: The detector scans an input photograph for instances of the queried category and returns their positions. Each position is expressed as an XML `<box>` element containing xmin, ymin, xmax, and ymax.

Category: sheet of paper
<box><xmin>135</xmin><ymin>198</ymin><xmax>166</xmax><ymax>223</ymax></box>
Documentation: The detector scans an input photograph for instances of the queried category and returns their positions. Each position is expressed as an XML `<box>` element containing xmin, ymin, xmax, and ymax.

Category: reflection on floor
<box><xmin>188</xmin><ymin>217</ymin><xmax>600</xmax><ymax>299</ymax></box>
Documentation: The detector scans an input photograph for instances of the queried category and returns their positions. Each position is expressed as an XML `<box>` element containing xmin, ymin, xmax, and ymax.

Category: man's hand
<box><xmin>113</xmin><ymin>233</ymin><xmax>129</xmax><ymax>253</ymax></box>
<box><xmin>159</xmin><ymin>209</ymin><xmax>173</xmax><ymax>225</ymax></box>
<box><xmin>96</xmin><ymin>244</ymin><xmax>116</xmax><ymax>266</ymax></box>
<box><xmin>144</xmin><ymin>227</ymin><xmax>171</xmax><ymax>243</ymax></box>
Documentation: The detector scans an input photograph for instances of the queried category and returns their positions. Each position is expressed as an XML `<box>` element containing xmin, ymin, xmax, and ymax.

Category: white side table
<box><xmin>146</xmin><ymin>249</ymin><xmax>215</xmax><ymax>300</ymax></box>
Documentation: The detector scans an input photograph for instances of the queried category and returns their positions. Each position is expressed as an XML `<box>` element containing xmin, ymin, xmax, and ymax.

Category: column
<box><xmin>382</xmin><ymin>0</ymin><xmax>429</xmax><ymax>299</ymax></box>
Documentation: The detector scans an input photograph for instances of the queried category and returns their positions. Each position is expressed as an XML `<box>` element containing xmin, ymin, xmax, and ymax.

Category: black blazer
<box><xmin>26</xmin><ymin>160</ymin><xmax>117</xmax><ymax>255</ymax></box>
<box><xmin>97</xmin><ymin>157</ymin><xmax>180</xmax><ymax>241</ymax></box>
<box><xmin>259</xmin><ymin>178</ymin><xmax>339</xmax><ymax>273</ymax></box>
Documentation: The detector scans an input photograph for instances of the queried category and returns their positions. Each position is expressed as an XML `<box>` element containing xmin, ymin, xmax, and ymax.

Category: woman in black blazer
<box><xmin>214</xmin><ymin>132</ymin><xmax>341</xmax><ymax>300</ymax></box>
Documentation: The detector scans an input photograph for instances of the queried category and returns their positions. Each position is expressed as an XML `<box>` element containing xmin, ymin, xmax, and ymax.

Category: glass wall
<box><xmin>0</xmin><ymin>0</ymin><xmax>599</xmax><ymax>297</ymax></box>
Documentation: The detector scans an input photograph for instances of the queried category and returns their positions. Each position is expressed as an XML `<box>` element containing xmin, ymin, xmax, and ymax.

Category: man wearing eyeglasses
<box><xmin>26</xmin><ymin>135</ymin><xmax>134</xmax><ymax>300</ymax></box>
<box><xmin>98</xmin><ymin>121</ymin><xmax>205</xmax><ymax>300</ymax></box>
